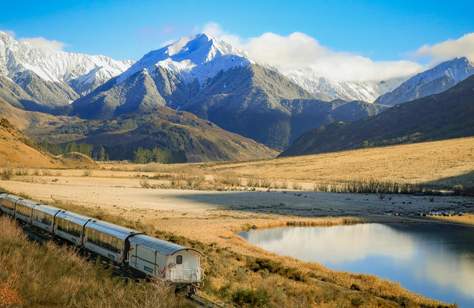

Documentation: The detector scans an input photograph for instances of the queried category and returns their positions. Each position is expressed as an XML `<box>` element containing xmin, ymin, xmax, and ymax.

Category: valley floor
<box><xmin>1</xmin><ymin>138</ymin><xmax>473</xmax><ymax>306</ymax></box>
<box><xmin>1</xmin><ymin>169</ymin><xmax>473</xmax><ymax>307</ymax></box>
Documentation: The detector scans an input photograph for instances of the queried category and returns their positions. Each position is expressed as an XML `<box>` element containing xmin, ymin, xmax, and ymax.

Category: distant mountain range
<box><xmin>281</xmin><ymin>75</ymin><xmax>474</xmax><ymax>156</ymax></box>
<box><xmin>71</xmin><ymin>34</ymin><xmax>387</xmax><ymax>149</ymax></box>
<box><xmin>0</xmin><ymin>31</ymin><xmax>132</xmax><ymax>112</ymax></box>
<box><xmin>376</xmin><ymin>57</ymin><xmax>474</xmax><ymax>106</ymax></box>
<box><xmin>1</xmin><ymin>30</ymin><xmax>474</xmax><ymax>161</ymax></box>
<box><xmin>284</xmin><ymin>68</ymin><xmax>406</xmax><ymax>102</ymax></box>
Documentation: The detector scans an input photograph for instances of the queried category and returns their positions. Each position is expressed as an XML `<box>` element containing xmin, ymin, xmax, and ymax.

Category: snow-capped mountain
<box><xmin>0</xmin><ymin>31</ymin><xmax>132</xmax><ymax>107</ymax></box>
<box><xmin>73</xmin><ymin>34</ymin><xmax>386</xmax><ymax>149</ymax></box>
<box><xmin>288</xmin><ymin>73</ymin><xmax>406</xmax><ymax>103</ymax></box>
<box><xmin>376</xmin><ymin>57</ymin><xmax>474</xmax><ymax>105</ymax></box>
<box><xmin>118</xmin><ymin>33</ymin><xmax>250</xmax><ymax>85</ymax></box>
<box><xmin>117</xmin><ymin>33</ymin><xmax>403</xmax><ymax>103</ymax></box>
<box><xmin>284</xmin><ymin>68</ymin><xmax>406</xmax><ymax>102</ymax></box>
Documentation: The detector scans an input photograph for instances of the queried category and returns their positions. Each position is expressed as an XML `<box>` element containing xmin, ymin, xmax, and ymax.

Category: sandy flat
<box><xmin>2</xmin><ymin>176</ymin><xmax>472</xmax><ymax>218</ymax></box>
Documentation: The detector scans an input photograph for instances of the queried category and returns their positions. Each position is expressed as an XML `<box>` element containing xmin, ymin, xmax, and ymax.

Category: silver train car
<box><xmin>129</xmin><ymin>234</ymin><xmax>201</xmax><ymax>283</ymax></box>
<box><xmin>0</xmin><ymin>193</ymin><xmax>202</xmax><ymax>289</ymax></box>
<box><xmin>15</xmin><ymin>198</ymin><xmax>40</xmax><ymax>224</ymax></box>
<box><xmin>0</xmin><ymin>194</ymin><xmax>23</xmax><ymax>216</ymax></box>
<box><xmin>83</xmin><ymin>219</ymin><xmax>140</xmax><ymax>263</ymax></box>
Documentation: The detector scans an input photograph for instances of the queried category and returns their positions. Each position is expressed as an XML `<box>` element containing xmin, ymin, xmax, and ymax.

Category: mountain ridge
<box><xmin>376</xmin><ymin>57</ymin><xmax>474</xmax><ymax>106</ymax></box>
<box><xmin>0</xmin><ymin>31</ymin><xmax>132</xmax><ymax>110</ymax></box>
<box><xmin>71</xmin><ymin>34</ymin><xmax>388</xmax><ymax>149</ymax></box>
<box><xmin>281</xmin><ymin>74</ymin><xmax>474</xmax><ymax>156</ymax></box>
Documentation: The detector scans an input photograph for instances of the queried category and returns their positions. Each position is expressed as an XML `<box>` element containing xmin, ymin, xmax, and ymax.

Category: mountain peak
<box><xmin>375</xmin><ymin>57</ymin><xmax>474</xmax><ymax>105</ymax></box>
<box><xmin>118</xmin><ymin>33</ymin><xmax>250</xmax><ymax>84</ymax></box>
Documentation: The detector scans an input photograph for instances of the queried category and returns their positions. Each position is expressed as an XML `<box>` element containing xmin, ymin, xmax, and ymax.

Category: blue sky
<box><xmin>1</xmin><ymin>0</ymin><xmax>473</xmax><ymax>62</ymax></box>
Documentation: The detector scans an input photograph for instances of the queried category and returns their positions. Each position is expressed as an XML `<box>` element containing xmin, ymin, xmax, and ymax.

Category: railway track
<box><xmin>188</xmin><ymin>294</ymin><xmax>225</xmax><ymax>308</ymax></box>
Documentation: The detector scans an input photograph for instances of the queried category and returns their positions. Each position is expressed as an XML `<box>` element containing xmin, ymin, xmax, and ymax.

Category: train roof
<box><xmin>56</xmin><ymin>210</ymin><xmax>92</xmax><ymax>225</ymax></box>
<box><xmin>33</xmin><ymin>204</ymin><xmax>62</xmax><ymax>216</ymax></box>
<box><xmin>1</xmin><ymin>194</ymin><xmax>23</xmax><ymax>202</ymax></box>
<box><xmin>16</xmin><ymin>198</ymin><xmax>40</xmax><ymax>207</ymax></box>
<box><xmin>129</xmin><ymin>234</ymin><xmax>201</xmax><ymax>256</ymax></box>
<box><xmin>85</xmin><ymin>219</ymin><xmax>141</xmax><ymax>240</ymax></box>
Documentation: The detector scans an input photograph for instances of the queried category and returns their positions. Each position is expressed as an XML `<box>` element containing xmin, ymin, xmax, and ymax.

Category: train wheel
<box><xmin>187</xmin><ymin>285</ymin><xmax>197</xmax><ymax>296</ymax></box>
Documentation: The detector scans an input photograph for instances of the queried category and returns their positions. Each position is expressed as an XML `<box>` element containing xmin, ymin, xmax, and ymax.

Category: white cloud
<box><xmin>415</xmin><ymin>33</ymin><xmax>474</xmax><ymax>63</ymax></box>
<box><xmin>202</xmin><ymin>22</ymin><xmax>242</xmax><ymax>48</ymax></box>
<box><xmin>201</xmin><ymin>22</ymin><xmax>422</xmax><ymax>81</ymax></box>
<box><xmin>19</xmin><ymin>37</ymin><xmax>65</xmax><ymax>51</ymax></box>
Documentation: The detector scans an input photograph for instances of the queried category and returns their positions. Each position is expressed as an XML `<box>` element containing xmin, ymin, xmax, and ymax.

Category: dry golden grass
<box><xmin>0</xmin><ymin>119</ymin><xmax>96</xmax><ymax>170</ymax></box>
<box><xmin>10</xmin><ymin>195</ymin><xmax>447</xmax><ymax>308</ymax></box>
<box><xmin>204</xmin><ymin>137</ymin><xmax>474</xmax><ymax>187</ymax></box>
<box><xmin>0</xmin><ymin>120</ymin><xmax>61</xmax><ymax>169</ymax></box>
<box><xmin>5</xmin><ymin>137</ymin><xmax>470</xmax><ymax>194</ymax></box>
<box><xmin>0</xmin><ymin>216</ymin><xmax>187</xmax><ymax>308</ymax></box>
<box><xmin>430</xmin><ymin>214</ymin><xmax>474</xmax><ymax>226</ymax></box>
<box><xmin>95</xmin><ymin>137</ymin><xmax>474</xmax><ymax>193</ymax></box>
<box><xmin>1</xmin><ymin>137</ymin><xmax>471</xmax><ymax>306</ymax></box>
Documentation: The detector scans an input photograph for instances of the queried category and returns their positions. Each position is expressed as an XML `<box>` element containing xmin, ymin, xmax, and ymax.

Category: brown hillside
<box><xmin>0</xmin><ymin>118</ymin><xmax>63</xmax><ymax>168</ymax></box>
<box><xmin>0</xmin><ymin>119</ymin><xmax>95</xmax><ymax>169</ymax></box>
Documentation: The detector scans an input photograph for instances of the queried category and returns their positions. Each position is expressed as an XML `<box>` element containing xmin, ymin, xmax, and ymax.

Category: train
<box><xmin>0</xmin><ymin>193</ymin><xmax>202</xmax><ymax>293</ymax></box>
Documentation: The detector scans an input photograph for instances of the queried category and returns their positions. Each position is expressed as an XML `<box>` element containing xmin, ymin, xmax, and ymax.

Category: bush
<box><xmin>0</xmin><ymin>168</ymin><xmax>13</xmax><ymax>180</ymax></box>
<box><xmin>232</xmin><ymin>288</ymin><xmax>269</xmax><ymax>307</ymax></box>
<box><xmin>247</xmin><ymin>258</ymin><xmax>307</xmax><ymax>282</ymax></box>
<box><xmin>313</xmin><ymin>179</ymin><xmax>424</xmax><ymax>194</ymax></box>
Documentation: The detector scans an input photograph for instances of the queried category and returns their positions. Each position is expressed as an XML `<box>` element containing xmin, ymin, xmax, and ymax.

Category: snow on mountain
<box><xmin>118</xmin><ymin>33</ymin><xmax>251</xmax><ymax>84</ymax></box>
<box><xmin>0</xmin><ymin>31</ymin><xmax>132</xmax><ymax>95</ymax></box>
<box><xmin>376</xmin><ymin>57</ymin><xmax>474</xmax><ymax>106</ymax></box>
<box><xmin>117</xmin><ymin>33</ymin><xmax>404</xmax><ymax>102</ymax></box>
<box><xmin>283</xmin><ymin>67</ymin><xmax>406</xmax><ymax>102</ymax></box>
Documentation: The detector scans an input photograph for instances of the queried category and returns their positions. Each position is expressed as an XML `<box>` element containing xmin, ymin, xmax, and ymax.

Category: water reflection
<box><xmin>241</xmin><ymin>223</ymin><xmax>474</xmax><ymax>307</ymax></box>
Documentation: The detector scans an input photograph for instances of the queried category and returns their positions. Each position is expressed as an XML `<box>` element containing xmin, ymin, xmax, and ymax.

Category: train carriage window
<box><xmin>57</xmin><ymin>218</ymin><xmax>82</xmax><ymax>237</ymax></box>
<box><xmin>40</xmin><ymin>214</ymin><xmax>52</xmax><ymax>225</ymax></box>
<box><xmin>16</xmin><ymin>204</ymin><xmax>32</xmax><ymax>217</ymax></box>
<box><xmin>0</xmin><ymin>200</ymin><xmax>13</xmax><ymax>209</ymax></box>
<box><xmin>4</xmin><ymin>200</ymin><xmax>15</xmax><ymax>210</ymax></box>
<box><xmin>86</xmin><ymin>228</ymin><xmax>122</xmax><ymax>253</ymax></box>
<box><xmin>176</xmin><ymin>255</ymin><xmax>183</xmax><ymax>264</ymax></box>
<box><xmin>33</xmin><ymin>212</ymin><xmax>52</xmax><ymax>225</ymax></box>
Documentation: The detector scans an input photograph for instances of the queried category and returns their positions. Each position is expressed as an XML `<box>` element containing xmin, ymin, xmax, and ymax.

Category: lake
<box><xmin>240</xmin><ymin>222</ymin><xmax>474</xmax><ymax>307</ymax></box>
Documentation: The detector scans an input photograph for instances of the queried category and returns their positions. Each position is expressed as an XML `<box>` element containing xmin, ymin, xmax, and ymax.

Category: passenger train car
<box><xmin>0</xmin><ymin>193</ymin><xmax>202</xmax><ymax>292</ymax></box>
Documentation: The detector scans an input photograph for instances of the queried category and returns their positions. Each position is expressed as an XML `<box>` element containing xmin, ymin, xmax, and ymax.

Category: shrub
<box><xmin>247</xmin><ymin>258</ymin><xmax>307</xmax><ymax>282</ymax></box>
<box><xmin>140</xmin><ymin>179</ymin><xmax>153</xmax><ymax>189</ymax></box>
<box><xmin>232</xmin><ymin>288</ymin><xmax>269</xmax><ymax>307</ymax></box>
<box><xmin>0</xmin><ymin>168</ymin><xmax>13</xmax><ymax>180</ymax></box>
